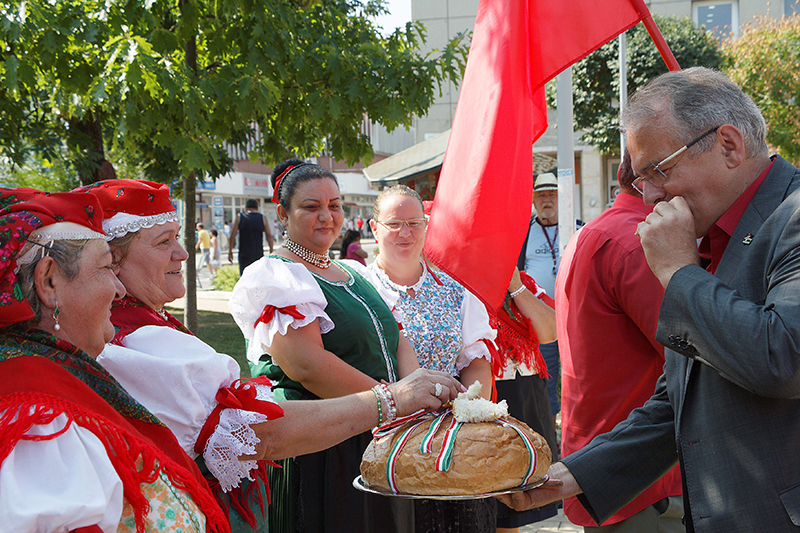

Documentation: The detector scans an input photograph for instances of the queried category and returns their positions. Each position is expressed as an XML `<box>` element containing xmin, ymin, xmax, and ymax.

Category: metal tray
<box><xmin>352</xmin><ymin>475</ymin><xmax>549</xmax><ymax>500</ymax></box>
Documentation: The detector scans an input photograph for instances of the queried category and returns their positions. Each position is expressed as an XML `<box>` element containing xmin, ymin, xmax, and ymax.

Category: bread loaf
<box><xmin>360</xmin><ymin>412</ymin><xmax>551</xmax><ymax>496</ymax></box>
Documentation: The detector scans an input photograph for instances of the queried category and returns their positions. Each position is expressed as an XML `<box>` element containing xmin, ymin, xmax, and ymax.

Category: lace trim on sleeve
<box><xmin>201</xmin><ymin>383</ymin><xmax>275</xmax><ymax>492</ymax></box>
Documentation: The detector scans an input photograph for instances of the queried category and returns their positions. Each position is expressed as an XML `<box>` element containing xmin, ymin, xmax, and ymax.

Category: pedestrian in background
<box><xmin>517</xmin><ymin>172</ymin><xmax>583</xmax><ymax>435</ymax></box>
<box><xmin>196</xmin><ymin>222</ymin><xmax>215</xmax><ymax>276</ymax></box>
<box><xmin>228</xmin><ymin>198</ymin><xmax>274</xmax><ymax>275</ymax></box>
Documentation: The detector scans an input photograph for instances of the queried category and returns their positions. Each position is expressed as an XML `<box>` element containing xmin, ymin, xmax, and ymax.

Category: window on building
<box><xmin>693</xmin><ymin>0</ymin><xmax>738</xmax><ymax>40</ymax></box>
<box><xmin>787</xmin><ymin>0</ymin><xmax>800</xmax><ymax>15</ymax></box>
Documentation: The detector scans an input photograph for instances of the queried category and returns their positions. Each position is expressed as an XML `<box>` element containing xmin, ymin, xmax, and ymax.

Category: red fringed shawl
<box><xmin>487</xmin><ymin>271</ymin><xmax>552</xmax><ymax>380</ymax></box>
<box><xmin>0</xmin><ymin>328</ymin><xmax>230</xmax><ymax>533</ymax></box>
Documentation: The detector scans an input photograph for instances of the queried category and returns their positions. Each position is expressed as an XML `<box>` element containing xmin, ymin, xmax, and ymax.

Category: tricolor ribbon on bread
<box><xmin>372</xmin><ymin>409</ymin><xmax>538</xmax><ymax>494</ymax></box>
<box><xmin>497</xmin><ymin>417</ymin><xmax>538</xmax><ymax>486</ymax></box>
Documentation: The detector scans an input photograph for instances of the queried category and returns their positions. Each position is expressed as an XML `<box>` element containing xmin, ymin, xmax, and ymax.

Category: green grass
<box><xmin>164</xmin><ymin>307</ymin><xmax>251</xmax><ymax>377</ymax></box>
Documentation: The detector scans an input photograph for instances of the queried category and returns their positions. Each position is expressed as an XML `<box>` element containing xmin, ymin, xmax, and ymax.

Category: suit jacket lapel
<box><xmin>714</xmin><ymin>156</ymin><xmax>796</xmax><ymax>284</ymax></box>
<box><xmin>680</xmin><ymin>156</ymin><xmax>797</xmax><ymax>412</ymax></box>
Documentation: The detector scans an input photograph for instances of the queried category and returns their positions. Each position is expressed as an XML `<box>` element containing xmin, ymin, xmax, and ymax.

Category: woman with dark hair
<box><xmin>228</xmin><ymin>159</ymin><xmax>448</xmax><ymax>533</ymax></box>
<box><xmin>340</xmin><ymin>228</ymin><xmax>368</xmax><ymax>265</ymax></box>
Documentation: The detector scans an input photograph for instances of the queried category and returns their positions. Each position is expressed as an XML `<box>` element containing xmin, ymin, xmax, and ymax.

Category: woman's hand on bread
<box><xmin>495</xmin><ymin>462</ymin><xmax>580</xmax><ymax>511</ymax></box>
<box><xmin>388</xmin><ymin>369</ymin><xmax>465</xmax><ymax>416</ymax></box>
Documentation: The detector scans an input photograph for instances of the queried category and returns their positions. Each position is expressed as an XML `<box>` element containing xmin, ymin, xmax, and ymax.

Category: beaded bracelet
<box><xmin>374</xmin><ymin>384</ymin><xmax>393</xmax><ymax>425</ymax></box>
<box><xmin>371</xmin><ymin>386</ymin><xmax>384</xmax><ymax>425</ymax></box>
<box><xmin>509</xmin><ymin>284</ymin><xmax>527</xmax><ymax>299</ymax></box>
<box><xmin>378</xmin><ymin>383</ymin><xmax>397</xmax><ymax>423</ymax></box>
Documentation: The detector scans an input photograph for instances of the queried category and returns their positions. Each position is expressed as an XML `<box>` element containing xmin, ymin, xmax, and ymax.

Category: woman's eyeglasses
<box><xmin>376</xmin><ymin>219</ymin><xmax>427</xmax><ymax>231</ymax></box>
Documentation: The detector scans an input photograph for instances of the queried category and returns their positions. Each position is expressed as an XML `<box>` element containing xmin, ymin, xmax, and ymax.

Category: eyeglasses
<box><xmin>632</xmin><ymin>127</ymin><xmax>719</xmax><ymax>194</ymax></box>
<box><xmin>376</xmin><ymin>218</ymin><xmax>427</xmax><ymax>231</ymax></box>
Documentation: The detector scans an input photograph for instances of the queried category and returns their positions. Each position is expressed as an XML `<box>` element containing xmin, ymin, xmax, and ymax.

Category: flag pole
<box><xmin>556</xmin><ymin>67</ymin><xmax>576</xmax><ymax>258</ymax></box>
<box><xmin>619</xmin><ymin>32</ymin><xmax>628</xmax><ymax>155</ymax></box>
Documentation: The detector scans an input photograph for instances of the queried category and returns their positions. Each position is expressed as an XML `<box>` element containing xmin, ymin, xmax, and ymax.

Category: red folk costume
<box><xmin>0</xmin><ymin>187</ymin><xmax>229</xmax><ymax>533</ymax></box>
<box><xmin>487</xmin><ymin>271</ymin><xmax>551</xmax><ymax>381</ymax></box>
<box><xmin>77</xmin><ymin>180</ymin><xmax>283</xmax><ymax>532</ymax></box>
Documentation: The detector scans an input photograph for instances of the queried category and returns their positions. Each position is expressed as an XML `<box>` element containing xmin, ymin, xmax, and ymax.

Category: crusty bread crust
<box><xmin>360</xmin><ymin>414</ymin><xmax>551</xmax><ymax>496</ymax></box>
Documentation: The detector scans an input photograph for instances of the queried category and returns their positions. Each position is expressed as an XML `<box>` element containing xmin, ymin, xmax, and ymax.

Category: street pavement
<box><xmin>521</xmin><ymin>509</ymin><xmax>581</xmax><ymax>532</ymax></box>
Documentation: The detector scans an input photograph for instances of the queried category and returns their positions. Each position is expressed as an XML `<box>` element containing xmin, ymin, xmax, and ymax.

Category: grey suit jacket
<box><xmin>562</xmin><ymin>155</ymin><xmax>800</xmax><ymax>532</ymax></box>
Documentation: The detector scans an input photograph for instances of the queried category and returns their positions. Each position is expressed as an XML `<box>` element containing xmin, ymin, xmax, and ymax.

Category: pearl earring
<box><xmin>53</xmin><ymin>301</ymin><xmax>61</xmax><ymax>331</ymax></box>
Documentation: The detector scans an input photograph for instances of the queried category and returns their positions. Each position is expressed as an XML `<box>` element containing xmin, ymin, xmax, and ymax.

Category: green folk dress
<box><xmin>246</xmin><ymin>257</ymin><xmax>412</xmax><ymax>533</ymax></box>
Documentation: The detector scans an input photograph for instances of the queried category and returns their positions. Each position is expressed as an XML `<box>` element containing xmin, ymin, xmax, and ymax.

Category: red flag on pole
<box><xmin>423</xmin><ymin>0</ymin><xmax>665</xmax><ymax>309</ymax></box>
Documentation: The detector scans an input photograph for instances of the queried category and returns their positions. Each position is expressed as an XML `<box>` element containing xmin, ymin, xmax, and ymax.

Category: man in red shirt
<box><xmin>556</xmin><ymin>151</ymin><xmax>682</xmax><ymax>531</ymax></box>
<box><xmin>356</xmin><ymin>214</ymin><xmax>364</xmax><ymax>236</ymax></box>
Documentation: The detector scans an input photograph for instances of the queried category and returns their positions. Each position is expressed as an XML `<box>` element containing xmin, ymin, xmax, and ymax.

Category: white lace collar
<box><xmin>372</xmin><ymin>257</ymin><xmax>427</xmax><ymax>294</ymax></box>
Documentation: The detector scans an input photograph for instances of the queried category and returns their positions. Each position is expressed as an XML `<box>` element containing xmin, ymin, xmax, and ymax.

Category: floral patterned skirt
<box><xmin>117</xmin><ymin>467</ymin><xmax>206</xmax><ymax>532</ymax></box>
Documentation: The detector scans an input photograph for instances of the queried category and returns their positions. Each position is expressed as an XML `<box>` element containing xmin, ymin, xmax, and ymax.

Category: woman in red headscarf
<box><xmin>77</xmin><ymin>179</ymin><xmax>461</xmax><ymax>533</ymax></box>
<box><xmin>0</xmin><ymin>187</ymin><xmax>230</xmax><ymax>533</ymax></box>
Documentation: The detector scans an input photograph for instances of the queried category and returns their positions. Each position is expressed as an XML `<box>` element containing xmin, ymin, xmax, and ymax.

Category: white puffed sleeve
<box><xmin>0</xmin><ymin>413</ymin><xmax>124</xmax><ymax>533</ymax></box>
<box><xmin>98</xmin><ymin>326</ymin><xmax>277</xmax><ymax>492</ymax></box>
<box><xmin>455</xmin><ymin>288</ymin><xmax>498</xmax><ymax>372</ymax></box>
<box><xmin>228</xmin><ymin>257</ymin><xmax>334</xmax><ymax>362</ymax></box>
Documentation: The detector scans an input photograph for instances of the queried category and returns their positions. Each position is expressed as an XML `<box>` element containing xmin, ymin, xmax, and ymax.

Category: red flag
<box><xmin>423</xmin><ymin>0</ymin><xmax>655</xmax><ymax>309</ymax></box>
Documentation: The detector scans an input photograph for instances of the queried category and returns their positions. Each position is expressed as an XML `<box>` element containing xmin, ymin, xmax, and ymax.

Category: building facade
<box><xmin>190</xmin><ymin>120</ymin><xmax>412</xmax><ymax>236</ymax></box>
<box><xmin>408</xmin><ymin>0</ymin><xmax>788</xmax><ymax>223</ymax></box>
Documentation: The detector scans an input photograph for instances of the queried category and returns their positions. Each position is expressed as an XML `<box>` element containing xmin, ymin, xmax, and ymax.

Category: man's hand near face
<box><xmin>636</xmin><ymin>196</ymin><xmax>701</xmax><ymax>288</ymax></box>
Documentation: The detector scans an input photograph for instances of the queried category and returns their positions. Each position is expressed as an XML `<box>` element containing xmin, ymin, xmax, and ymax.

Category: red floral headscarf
<box><xmin>0</xmin><ymin>187</ymin><xmax>105</xmax><ymax>328</ymax></box>
<box><xmin>73</xmin><ymin>179</ymin><xmax>177</xmax><ymax>240</ymax></box>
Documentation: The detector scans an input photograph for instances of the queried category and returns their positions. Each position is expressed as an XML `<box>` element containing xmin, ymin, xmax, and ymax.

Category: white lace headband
<box><xmin>103</xmin><ymin>210</ymin><xmax>179</xmax><ymax>241</ymax></box>
<box><xmin>16</xmin><ymin>222</ymin><xmax>106</xmax><ymax>267</ymax></box>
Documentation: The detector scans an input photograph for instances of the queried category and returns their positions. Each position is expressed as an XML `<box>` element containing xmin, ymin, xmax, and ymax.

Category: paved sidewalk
<box><xmin>521</xmin><ymin>509</ymin><xmax>581</xmax><ymax>532</ymax></box>
<box><xmin>167</xmin><ymin>289</ymin><xmax>232</xmax><ymax>314</ymax></box>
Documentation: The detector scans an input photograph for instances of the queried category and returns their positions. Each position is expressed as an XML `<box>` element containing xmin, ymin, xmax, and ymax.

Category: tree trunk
<box><xmin>181</xmin><ymin>2</ymin><xmax>199</xmax><ymax>332</ymax></box>
<box><xmin>183</xmin><ymin>171</ymin><xmax>198</xmax><ymax>333</ymax></box>
<box><xmin>67</xmin><ymin>113</ymin><xmax>116</xmax><ymax>185</ymax></box>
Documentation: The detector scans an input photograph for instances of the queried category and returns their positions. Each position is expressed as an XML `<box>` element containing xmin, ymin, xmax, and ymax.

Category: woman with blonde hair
<box><xmin>365</xmin><ymin>184</ymin><xmax>498</xmax><ymax>532</ymax></box>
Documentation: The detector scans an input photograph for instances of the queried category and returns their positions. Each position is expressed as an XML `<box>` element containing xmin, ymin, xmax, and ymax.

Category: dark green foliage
<box><xmin>0</xmin><ymin>0</ymin><xmax>467</xmax><ymax>186</ymax></box>
<box><xmin>547</xmin><ymin>15</ymin><xmax>724</xmax><ymax>155</ymax></box>
<box><xmin>724</xmin><ymin>15</ymin><xmax>800</xmax><ymax>164</ymax></box>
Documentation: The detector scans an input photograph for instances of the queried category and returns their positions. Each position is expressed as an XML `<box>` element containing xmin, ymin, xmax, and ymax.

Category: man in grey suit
<box><xmin>499</xmin><ymin>67</ymin><xmax>800</xmax><ymax>532</ymax></box>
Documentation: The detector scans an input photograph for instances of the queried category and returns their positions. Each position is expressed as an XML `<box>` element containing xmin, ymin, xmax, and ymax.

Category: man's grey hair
<box><xmin>620</xmin><ymin>67</ymin><xmax>768</xmax><ymax>159</ymax></box>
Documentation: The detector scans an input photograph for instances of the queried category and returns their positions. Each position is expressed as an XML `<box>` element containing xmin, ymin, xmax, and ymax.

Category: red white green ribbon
<box><xmin>420</xmin><ymin>410</ymin><xmax>450</xmax><ymax>454</ymax></box>
<box><xmin>372</xmin><ymin>409</ymin><xmax>429</xmax><ymax>438</ymax></box>
<box><xmin>435</xmin><ymin>416</ymin><xmax>464</xmax><ymax>472</ymax></box>
<box><xmin>497</xmin><ymin>418</ymin><xmax>538</xmax><ymax>486</ymax></box>
<box><xmin>385</xmin><ymin>418</ymin><xmax>430</xmax><ymax>494</ymax></box>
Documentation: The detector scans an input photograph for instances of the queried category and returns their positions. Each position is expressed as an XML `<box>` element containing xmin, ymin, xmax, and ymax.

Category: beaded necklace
<box><xmin>283</xmin><ymin>234</ymin><xmax>331</xmax><ymax>269</ymax></box>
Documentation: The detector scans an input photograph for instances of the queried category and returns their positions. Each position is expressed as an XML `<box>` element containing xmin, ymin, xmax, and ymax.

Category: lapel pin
<box><xmin>743</xmin><ymin>233</ymin><xmax>754</xmax><ymax>245</ymax></box>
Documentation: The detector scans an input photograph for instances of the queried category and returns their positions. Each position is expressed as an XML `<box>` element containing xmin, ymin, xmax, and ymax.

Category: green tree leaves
<box><xmin>0</xmin><ymin>0</ymin><xmax>467</xmax><ymax>185</ymax></box>
<box><xmin>724</xmin><ymin>15</ymin><xmax>800</xmax><ymax>164</ymax></box>
<box><xmin>548</xmin><ymin>15</ymin><xmax>724</xmax><ymax>155</ymax></box>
